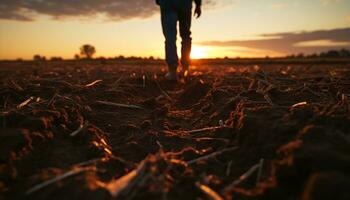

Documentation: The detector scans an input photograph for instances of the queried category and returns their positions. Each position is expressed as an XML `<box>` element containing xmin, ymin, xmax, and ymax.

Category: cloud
<box><xmin>199</xmin><ymin>27</ymin><xmax>350</xmax><ymax>55</ymax></box>
<box><xmin>0</xmin><ymin>0</ymin><xmax>158</xmax><ymax>21</ymax></box>
<box><xmin>0</xmin><ymin>0</ymin><xmax>216</xmax><ymax>22</ymax></box>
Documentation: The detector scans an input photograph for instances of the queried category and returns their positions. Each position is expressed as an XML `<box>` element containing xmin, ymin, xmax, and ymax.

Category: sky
<box><xmin>0</xmin><ymin>0</ymin><xmax>349</xmax><ymax>60</ymax></box>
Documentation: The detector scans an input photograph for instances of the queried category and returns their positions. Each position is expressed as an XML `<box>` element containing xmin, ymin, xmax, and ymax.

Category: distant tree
<box><xmin>339</xmin><ymin>49</ymin><xmax>350</xmax><ymax>57</ymax></box>
<box><xmin>307</xmin><ymin>53</ymin><xmax>318</xmax><ymax>58</ymax></box>
<box><xmin>340</xmin><ymin>49</ymin><xmax>350</xmax><ymax>57</ymax></box>
<box><xmin>74</xmin><ymin>54</ymin><xmax>80</xmax><ymax>60</ymax></box>
<box><xmin>325</xmin><ymin>50</ymin><xmax>341</xmax><ymax>58</ymax></box>
<box><xmin>319</xmin><ymin>52</ymin><xmax>327</xmax><ymax>57</ymax></box>
<box><xmin>33</xmin><ymin>54</ymin><xmax>41</xmax><ymax>61</ymax></box>
<box><xmin>117</xmin><ymin>55</ymin><xmax>125</xmax><ymax>60</ymax></box>
<box><xmin>286</xmin><ymin>49</ymin><xmax>350</xmax><ymax>59</ymax></box>
<box><xmin>148</xmin><ymin>56</ymin><xmax>154</xmax><ymax>60</ymax></box>
<box><xmin>33</xmin><ymin>54</ymin><xmax>46</xmax><ymax>61</ymax></box>
<box><xmin>80</xmin><ymin>44</ymin><xmax>96</xmax><ymax>59</ymax></box>
<box><xmin>286</xmin><ymin>54</ymin><xmax>296</xmax><ymax>59</ymax></box>
<box><xmin>296</xmin><ymin>53</ymin><xmax>304</xmax><ymax>59</ymax></box>
<box><xmin>50</xmin><ymin>57</ymin><xmax>63</xmax><ymax>61</ymax></box>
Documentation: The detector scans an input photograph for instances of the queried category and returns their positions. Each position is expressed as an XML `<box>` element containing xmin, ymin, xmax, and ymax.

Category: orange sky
<box><xmin>0</xmin><ymin>0</ymin><xmax>349</xmax><ymax>60</ymax></box>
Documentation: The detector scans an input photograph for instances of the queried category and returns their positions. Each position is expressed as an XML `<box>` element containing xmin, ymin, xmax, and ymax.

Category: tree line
<box><xmin>30</xmin><ymin>45</ymin><xmax>350</xmax><ymax>61</ymax></box>
<box><xmin>32</xmin><ymin>44</ymin><xmax>159</xmax><ymax>61</ymax></box>
<box><xmin>286</xmin><ymin>49</ymin><xmax>350</xmax><ymax>59</ymax></box>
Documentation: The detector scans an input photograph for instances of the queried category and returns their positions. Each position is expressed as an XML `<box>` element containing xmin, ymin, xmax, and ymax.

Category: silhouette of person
<box><xmin>156</xmin><ymin>0</ymin><xmax>202</xmax><ymax>81</ymax></box>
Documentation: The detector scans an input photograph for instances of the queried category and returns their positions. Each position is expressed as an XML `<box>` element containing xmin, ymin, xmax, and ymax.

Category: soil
<box><xmin>0</xmin><ymin>60</ymin><xmax>349</xmax><ymax>200</ymax></box>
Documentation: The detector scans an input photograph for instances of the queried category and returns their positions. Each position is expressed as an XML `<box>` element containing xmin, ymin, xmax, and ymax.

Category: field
<box><xmin>0</xmin><ymin>60</ymin><xmax>350</xmax><ymax>200</ymax></box>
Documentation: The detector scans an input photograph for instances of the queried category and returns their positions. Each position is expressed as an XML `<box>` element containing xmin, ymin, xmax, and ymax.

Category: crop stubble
<box><xmin>0</xmin><ymin>61</ymin><xmax>349</xmax><ymax>200</ymax></box>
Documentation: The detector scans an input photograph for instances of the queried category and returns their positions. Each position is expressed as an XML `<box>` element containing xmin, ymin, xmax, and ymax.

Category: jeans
<box><xmin>160</xmin><ymin>0</ymin><xmax>192</xmax><ymax>72</ymax></box>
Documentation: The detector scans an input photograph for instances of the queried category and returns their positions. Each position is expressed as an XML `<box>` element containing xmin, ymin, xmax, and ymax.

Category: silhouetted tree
<box><xmin>74</xmin><ymin>54</ymin><xmax>80</xmax><ymax>60</ymax></box>
<box><xmin>33</xmin><ymin>55</ymin><xmax>41</xmax><ymax>61</ymax></box>
<box><xmin>50</xmin><ymin>57</ymin><xmax>63</xmax><ymax>61</ymax></box>
<box><xmin>117</xmin><ymin>55</ymin><xmax>125</xmax><ymax>60</ymax></box>
<box><xmin>286</xmin><ymin>49</ymin><xmax>350</xmax><ymax>59</ymax></box>
<box><xmin>296</xmin><ymin>53</ymin><xmax>304</xmax><ymax>58</ymax></box>
<box><xmin>339</xmin><ymin>49</ymin><xmax>350</xmax><ymax>57</ymax></box>
<box><xmin>33</xmin><ymin>54</ymin><xmax>46</xmax><ymax>61</ymax></box>
<box><xmin>307</xmin><ymin>53</ymin><xmax>318</xmax><ymax>58</ymax></box>
<box><xmin>325</xmin><ymin>50</ymin><xmax>340</xmax><ymax>57</ymax></box>
<box><xmin>80</xmin><ymin>44</ymin><xmax>96</xmax><ymax>59</ymax></box>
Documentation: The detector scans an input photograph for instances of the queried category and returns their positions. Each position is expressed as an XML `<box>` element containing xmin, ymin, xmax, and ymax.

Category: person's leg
<box><xmin>178</xmin><ymin>3</ymin><xmax>192</xmax><ymax>71</ymax></box>
<box><xmin>161</xmin><ymin>7</ymin><xmax>179</xmax><ymax>73</ymax></box>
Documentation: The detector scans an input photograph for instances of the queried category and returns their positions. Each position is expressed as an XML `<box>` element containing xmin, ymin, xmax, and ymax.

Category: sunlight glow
<box><xmin>191</xmin><ymin>46</ymin><xmax>210</xmax><ymax>59</ymax></box>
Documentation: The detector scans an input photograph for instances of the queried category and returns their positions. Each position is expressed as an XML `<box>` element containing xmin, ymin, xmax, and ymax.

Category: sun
<box><xmin>191</xmin><ymin>46</ymin><xmax>210</xmax><ymax>59</ymax></box>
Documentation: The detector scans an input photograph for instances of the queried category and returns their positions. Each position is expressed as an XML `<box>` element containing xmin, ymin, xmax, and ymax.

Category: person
<box><xmin>156</xmin><ymin>0</ymin><xmax>202</xmax><ymax>81</ymax></box>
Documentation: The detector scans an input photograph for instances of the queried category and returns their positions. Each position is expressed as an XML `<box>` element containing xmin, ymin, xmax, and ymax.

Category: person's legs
<box><xmin>178</xmin><ymin>4</ymin><xmax>192</xmax><ymax>71</ymax></box>
<box><xmin>161</xmin><ymin>7</ymin><xmax>179</xmax><ymax>73</ymax></box>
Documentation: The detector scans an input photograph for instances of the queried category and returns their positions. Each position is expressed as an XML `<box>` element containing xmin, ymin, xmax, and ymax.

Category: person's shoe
<box><xmin>165</xmin><ymin>71</ymin><xmax>178</xmax><ymax>81</ymax></box>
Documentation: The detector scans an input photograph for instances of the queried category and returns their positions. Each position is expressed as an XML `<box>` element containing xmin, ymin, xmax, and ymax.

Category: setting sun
<box><xmin>190</xmin><ymin>46</ymin><xmax>210</xmax><ymax>59</ymax></box>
